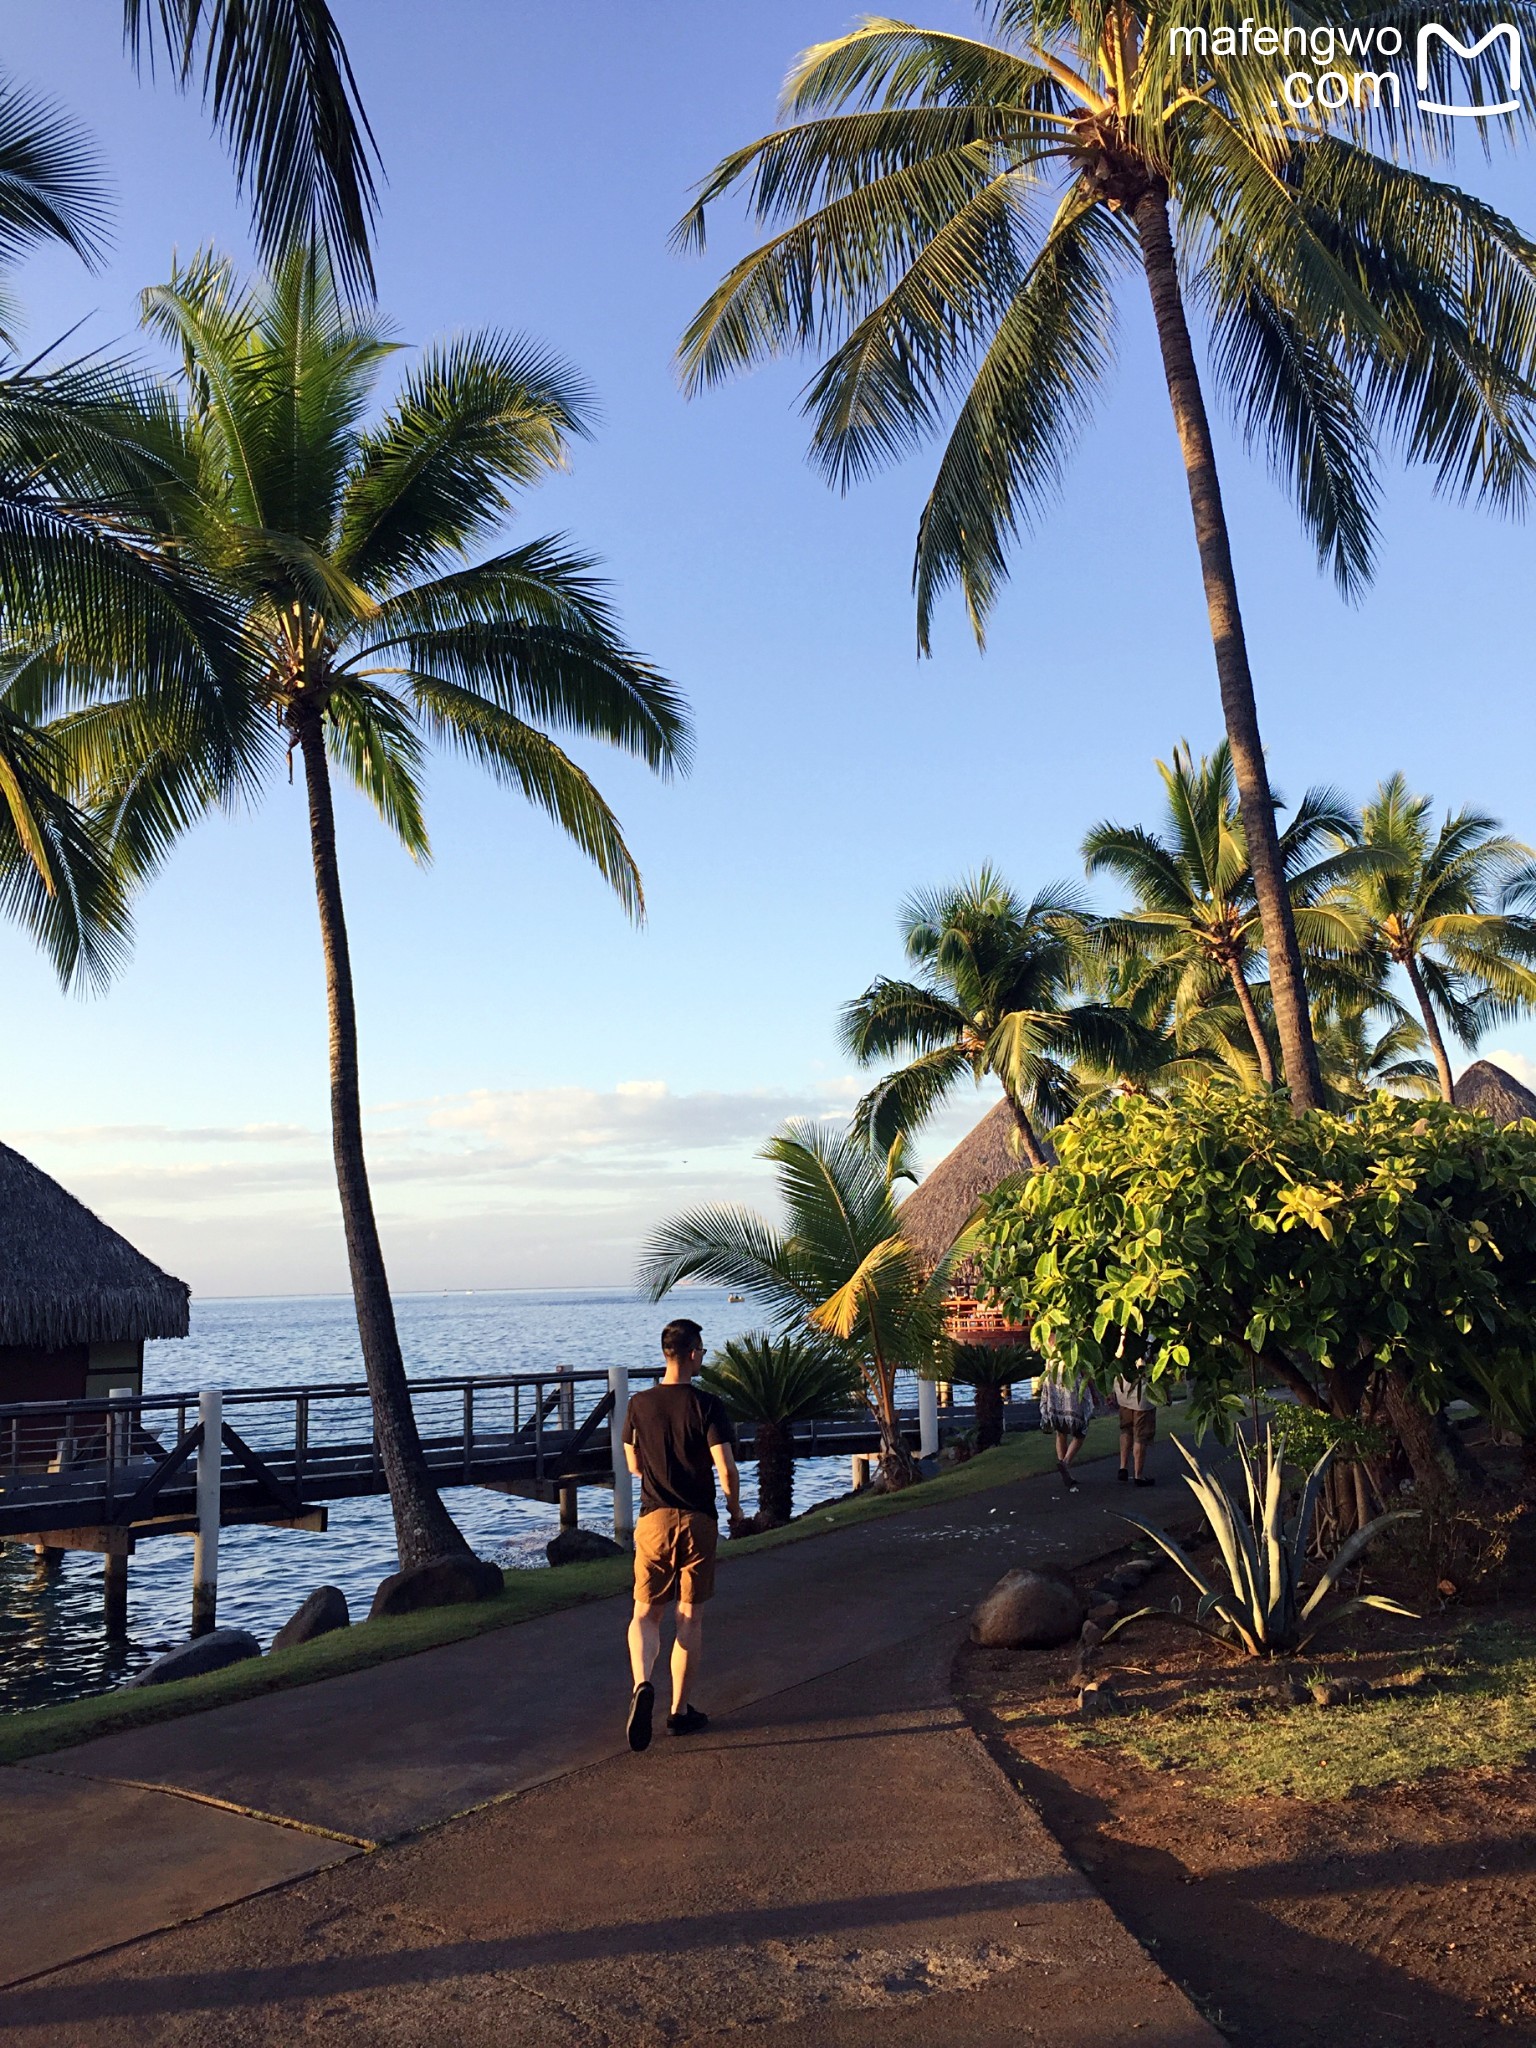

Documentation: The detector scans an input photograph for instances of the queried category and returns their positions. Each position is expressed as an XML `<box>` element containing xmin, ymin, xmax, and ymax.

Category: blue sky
<box><xmin>4</xmin><ymin>1</ymin><xmax>1535</xmax><ymax>1295</ymax></box>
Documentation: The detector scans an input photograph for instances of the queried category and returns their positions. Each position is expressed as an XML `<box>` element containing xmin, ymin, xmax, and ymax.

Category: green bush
<box><xmin>978</xmin><ymin>1085</ymin><xmax>1536</xmax><ymax>1484</ymax></box>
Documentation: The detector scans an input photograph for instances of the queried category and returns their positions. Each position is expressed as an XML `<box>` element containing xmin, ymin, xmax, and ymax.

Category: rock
<box><xmin>124</xmin><ymin>1628</ymin><xmax>261</xmax><ymax>1688</ymax></box>
<box><xmin>1109</xmin><ymin>1560</ymin><xmax>1155</xmax><ymax>1592</ymax></box>
<box><xmin>272</xmin><ymin>1585</ymin><xmax>350</xmax><ymax>1652</ymax></box>
<box><xmin>1079</xmin><ymin>1618</ymin><xmax>1106</xmax><ymax>1656</ymax></box>
<box><xmin>970</xmin><ymin>1567</ymin><xmax>1084</xmax><ymax>1649</ymax></box>
<box><xmin>1310</xmin><ymin>1678</ymin><xmax>1371</xmax><ymax>1708</ymax></box>
<box><xmin>545</xmin><ymin>1527</ymin><xmax>624</xmax><ymax>1567</ymax></box>
<box><xmin>368</xmin><ymin>1553</ymin><xmax>504</xmax><ymax>1620</ymax></box>
<box><xmin>1087</xmin><ymin>1598</ymin><xmax>1121</xmax><ymax>1626</ymax></box>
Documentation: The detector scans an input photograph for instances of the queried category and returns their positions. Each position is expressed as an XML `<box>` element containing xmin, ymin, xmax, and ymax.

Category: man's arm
<box><xmin>625</xmin><ymin>1443</ymin><xmax>641</xmax><ymax>1478</ymax></box>
<box><xmin>711</xmin><ymin>1443</ymin><xmax>743</xmax><ymax>1529</ymax></box>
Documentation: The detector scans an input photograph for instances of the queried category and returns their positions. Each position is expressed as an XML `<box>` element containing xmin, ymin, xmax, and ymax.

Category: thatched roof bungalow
<box><xmin>898</xmin><ymin>1099</ymin><xmax>1029</xmax><ymax>1276</ymax></box>
<box><xmin>1453</xmin><ymin>1060</ymin><xmax>1536</xmax><ymax>1125</ymax></box>
<box><xmin>0</xmin><ymin>1140</ymin><xmax>188</xmax><ymax>1405</ymax></box>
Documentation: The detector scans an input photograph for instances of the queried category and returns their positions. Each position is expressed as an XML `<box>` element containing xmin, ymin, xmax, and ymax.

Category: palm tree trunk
<box><xmin>1226</xmin><ymin>962</ymin><xmax>1277</xmax><ymax>1087</ymax></box>
<box><xmin>972</xmin><ymin>1377</ymin><xmax>1005</xmax><ymax>1451</ymax></box>
<box><xmin>295</xmin><ymin>708</ymin><xmax>472</xmax><ymax>1569</ymax></box>
<box><xmin>1132</xmin><ymin>184</ymin><xmax>1322</xmax><ymax>1115</ymax></box>
<box><xmin>753</xmin><ymin>1418</ymin><xmax>794</xmax><ymax>1525</ymax></box>
<box><xmin>1381</xmin><ymin>1363</ymin><xmax>1457</xmax><ymax>1512</ymax></box>
<box><xmin>868</xmin><ymin>1344</ymin><xmax>917</xmax><ymax>1489</ymax></box>
<box><xmin>1005</xmin><ymin>1093</ymin><xmax>1051</xmax><ymax>1170</ymax></box>
<box><xmin>1402</xmin><ymin>953</ymin><xmax>1456</xmax><ymax>1102</ymax></box>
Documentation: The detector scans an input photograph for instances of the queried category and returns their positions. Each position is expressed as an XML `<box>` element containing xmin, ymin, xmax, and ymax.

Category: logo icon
<box><xmin>1417</xmin><ymin>22</ymin><xmax>1522</xmax><ymax>115</ymax></box>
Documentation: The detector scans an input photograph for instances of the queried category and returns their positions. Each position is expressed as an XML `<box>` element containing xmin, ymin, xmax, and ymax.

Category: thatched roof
<box><xmin>1453</xmin><ymin>1060</ymin><xmax>1536</xmax><ymax>1126</ymax></box>
<box><xmin>0</xmin><ymin>1140</ymin><xmax>189</xmax><ymax>1348</ymax></box>
<box><xmin>898</xmin><ymin>1099</ymin><xmax>1032</xmax><ymax>1273</ymax></box>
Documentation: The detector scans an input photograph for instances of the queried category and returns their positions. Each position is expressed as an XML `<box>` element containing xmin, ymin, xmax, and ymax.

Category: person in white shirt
<box><xmin>1113</xmin><ymin>1371</ymin><xmax>1157</xmax><ymax>1486</ymax></box>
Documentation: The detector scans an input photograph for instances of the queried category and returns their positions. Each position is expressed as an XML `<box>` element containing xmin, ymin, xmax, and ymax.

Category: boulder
<box><xmin>546</xmin><ymin>1527</ymin><xmax>624</xmax><ymax>1567</ymax></box>
<box><xmin>369</xmin><ymin>1553</ymin><xmax>505</xmax><ymax>1620</ymax></box>
<box><xmin>124</xmin><ymin>1628</ymin><xmax>262</xmax><ymax>1688</ymax></box>
<box><xmin>272</xmin><ymin>1585</ymin><xmax>351</xmax><ymax>1652</ymax></box>
<box><xmin>970</xmin><ymin>1568</ymin><xmax>1084</xmax><ymax>1649</ymax></box>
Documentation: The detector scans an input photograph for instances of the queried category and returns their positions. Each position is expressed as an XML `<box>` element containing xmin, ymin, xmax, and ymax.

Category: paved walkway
<box><xmin>0</xmin><ymin>1441</ymin><xmax>1220</xmax><ymax>2045</ymax></box>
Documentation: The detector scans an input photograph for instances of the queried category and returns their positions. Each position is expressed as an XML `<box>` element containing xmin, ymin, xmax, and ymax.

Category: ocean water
<box><xmin>0</xmin><ymin>1288</ymin><xmax>959</xmax><ymax>1714</ymax></box>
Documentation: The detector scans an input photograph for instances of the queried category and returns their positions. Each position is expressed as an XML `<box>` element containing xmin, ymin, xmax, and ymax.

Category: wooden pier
<box><xmin>0</xmin><ymin>1369</ymin><xmax>1036</xmax><ymax>1630</ymax></box>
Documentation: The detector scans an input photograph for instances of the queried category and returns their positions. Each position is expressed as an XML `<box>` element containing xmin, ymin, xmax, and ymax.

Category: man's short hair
<box><xmin>660</xmin><ymin>1317</ymin><xmax>704</xmax><ymax>1360</ymax></box>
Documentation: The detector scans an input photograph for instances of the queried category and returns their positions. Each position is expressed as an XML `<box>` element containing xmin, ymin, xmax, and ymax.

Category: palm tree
<box><xmin>1311</xmin><ymin>986</ymin><xmax>1434</xmax><ymax>1109</ymax></box>
<box><xmin>699</xmin><ymin>1333</ymin><xmax>861</xmax><ymax>1524</ymax></box>
<box><xmin>675</xmin><ymin>4</ymin><xmax>1536</xmax><ymax>1112</ymax></box>
<box><xmin>842</xmin><ymin>867</ymin><xmax>1144</xmax><ymax>1168</ymax></box>
<box><xmin>640</xmin><ymin>1120</ymin><xmax>952</xmax><ymax>1486</ymax></box>
<box><xmin>928</xmin><ymin>1338</ymin><xmax>1032</xmax><ymax>1450</ymax></box>
<box><xmin>1339</xmin><ymin>776</ymin><xmax>1536</xmax><ymax>1102</ymax></box>
<box><xmin>25</xmin><ymin>248</ymin><xmax>689</xmax><ymax>1568</ymax></box>
<box><xmin>0</xmin><ymin>651</ymin><xmax>128</xmax><ymax>990</ymax></box>
<box><xmin>1084</xmin><ymin>743</ymin><xmax>1367</xmax><ymax>1086</ymax></box>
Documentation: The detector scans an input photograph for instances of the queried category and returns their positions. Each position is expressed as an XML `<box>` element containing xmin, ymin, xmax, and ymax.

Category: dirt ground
<box><xmin>956</xmin><ymin>1509</ymin><xmax>1536</xmax><ymax>2045</ymax></box>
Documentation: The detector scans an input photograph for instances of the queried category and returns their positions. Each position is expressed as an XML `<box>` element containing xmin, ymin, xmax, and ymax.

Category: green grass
<box><xmin>0</xmin><ymin>1405</ymin><xmax>1151</xmax><ymax>1767</ymax></box>
<box><xmin>1063</xmin><ymin>1623</ymin><xmax>1536</xmax><ymax>1799</ymax></box>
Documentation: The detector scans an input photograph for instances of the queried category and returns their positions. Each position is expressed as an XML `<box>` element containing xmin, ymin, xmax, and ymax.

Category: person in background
<box><xmin>1114</xmin><ymin>1365</ymin><xmax>1157</xmax><ymax>1486</ymax></box>
<box><xmin>1036</xmin><ymin>1352</ymin><xmax>1096</xmax><ymax>1493</ymax></box>
<box><xmin>622</xmin><ymin>1317</ymin><xmax>743</xmax><ymax>1752</ymax></box>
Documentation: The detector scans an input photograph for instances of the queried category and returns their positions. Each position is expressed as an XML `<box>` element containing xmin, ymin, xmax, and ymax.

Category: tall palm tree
<box><xmin>674</xmin><ymin>4</ymin><xmax>1536</xmax><ymax>1112</ymax></box>
<box><xmin>25</xmin><ymin>248</ymin><xmax>689</xmax><ymax>1568</ymax></box>
<box><xmin>843</xmin><ymin>866</ymin><xmax>1143</xmax><ymax>1167</ymax></box>
<box><xmin>640</xmin><ymin>1121</ymin><xmax>952</xmax><ymax>1486</ymax></box>
<box><xmin>1084</xmin><ymin>742</ymin><xmax>1366</xmax><ymax>1086</ymax></box>
<box><xmin>1340</xmin><ymin>776</ymin><xmax>1536</xmax><ymax>1102</ymax></box>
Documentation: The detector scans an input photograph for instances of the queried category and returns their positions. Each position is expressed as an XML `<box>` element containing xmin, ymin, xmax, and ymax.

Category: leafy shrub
<box><xmin>979</xmin><ymin>1085</ymin><xmax>1536</xmax><ymax>1492</ymax></box>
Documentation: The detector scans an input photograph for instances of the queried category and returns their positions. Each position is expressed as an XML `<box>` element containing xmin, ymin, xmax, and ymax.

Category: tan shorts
<box><xmin>634</xmin><ymin>1508</ymin><xmax>718</xmax><ymax>1606</ymax></box>
<box><xmin>1119</xmin><ymin>1405</ymin><xmax>1156</xmax><ymax>1446</ymax></box>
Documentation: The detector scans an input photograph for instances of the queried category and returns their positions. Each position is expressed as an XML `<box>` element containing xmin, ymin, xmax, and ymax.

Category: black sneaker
<box><xmin>1134</xmin><ymin>1475</ymin><xmax>1157</xmax><ymax>1488</ymax></box>
<box><xmin>667</xmin><ymin>1704</ymin><xmax>709</xmax><ymax>1736</ymax></box>
<box><xmin>1117</xmin><ymin>1467</ymin><xmax>1129</xmax><ymax>1483</ymax></box>
<box><xmin>1057</xmin><ymin>1462</ymin><xmax>1080</xmax><ymax>1495</ymax></box>
<box><xmin>626</xmin><ymin>1681</ymin><xmax>654</xmax><ymax>1752</ymax></box>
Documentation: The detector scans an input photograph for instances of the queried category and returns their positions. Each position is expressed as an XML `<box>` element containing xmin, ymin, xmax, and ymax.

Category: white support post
<box><xmin>850</xmin><ymin>1454</ymin><xmax>869</xmax><ymax>1491</ymax></box>
<box><xmin>609</xmin><ymin>1364</ymin><xmax>634</xmax><ymax>1545</ymax></box>
<box><xmin>108</xmin><ymin>1385</ymin><xmax>134</xmax><ymax>1468</ymax></box>
<box><xmin>918</xmin><ymin>1378</ymin><xmax>939</xmax><ymax>1461</ymax></box>
<box><xmin>191</xmin><ymin>1388</ymin><xmax>222</xmax><ymax>1637</ymax></box>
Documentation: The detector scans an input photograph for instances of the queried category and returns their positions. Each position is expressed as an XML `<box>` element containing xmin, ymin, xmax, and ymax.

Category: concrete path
<box><xmin>0</xmin><ymin>1439</ymin><xmax>1219</xmax><ymax>2044</ymax></box>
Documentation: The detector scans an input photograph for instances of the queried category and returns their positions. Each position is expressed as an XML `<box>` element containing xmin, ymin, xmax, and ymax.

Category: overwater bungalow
<box><xmin>898</xmin><ymin>1099</ymin><xmax>1033</xmax><ymax>1345</ymax></box>
<box><xmin>0</xmin><ymin>1140</ymin><xmax>189</xmax><ymax>1410</ymax></box>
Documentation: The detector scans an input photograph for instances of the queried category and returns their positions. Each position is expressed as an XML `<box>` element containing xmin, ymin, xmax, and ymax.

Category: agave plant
<box><xmin>1118</xmin><ymin>1430</ymin><xmax>1414</xmax><ymax>1656</ymax></box>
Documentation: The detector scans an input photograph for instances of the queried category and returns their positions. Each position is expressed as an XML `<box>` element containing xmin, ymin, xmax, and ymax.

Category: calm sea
<box><xmin>0</xmin><ymin>1288</ymin><xmax>944</xmax><ymax>1714</ymax></box>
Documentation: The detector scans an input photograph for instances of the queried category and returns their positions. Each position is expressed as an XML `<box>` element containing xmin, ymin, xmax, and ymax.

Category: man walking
<box><xmin>623</xmin><ymin>1317</ymin><xmax>742</xmax><ymax>1752</ymax></box>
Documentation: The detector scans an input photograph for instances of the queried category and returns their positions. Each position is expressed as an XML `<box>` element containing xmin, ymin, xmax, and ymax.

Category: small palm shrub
<box><xmin>700</xmin><ymin>1334</ymin><xmax>861</xmax><ymax>1525</ymax></box>
<box><xmin>1118</xmin><ymin>1431</ymin><xmax>1414</xmax><ymax>1657</ymax></box>
<box><xmin>923</xmin><ymin>1342</ymin><xmax>1032</xmax><ymax>1451</ymax></box>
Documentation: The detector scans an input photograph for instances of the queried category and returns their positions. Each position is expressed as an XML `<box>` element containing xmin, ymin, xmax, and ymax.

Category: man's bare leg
<box><xmin>670</xmin><ymin>1600</ymin><xmax>703</xmax><ymax>1714</ymax></box>
<box><xmin>629</xmin><ymin>1599</ymin><xmax>663</xmax><ymax>1688</ymax></box>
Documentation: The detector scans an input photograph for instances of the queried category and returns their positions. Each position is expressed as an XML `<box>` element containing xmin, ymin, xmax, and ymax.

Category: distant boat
<box><xmin>728</xmin><ymin>1294</ymin><xmax>744</xmax><ymax>1302</ymax></box>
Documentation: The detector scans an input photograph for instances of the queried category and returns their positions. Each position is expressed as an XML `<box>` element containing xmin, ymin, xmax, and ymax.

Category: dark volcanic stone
<box><xmin>272</xmin><ymin>1585</ymin><xmax>351</xmax><ymax>1652</ymax></box>
<box><xmin>546</xmin><ymin>1527</ymin><xmax>624</xmax><ymax>1566</ymax></box>
<box><xmin>368</xmin><ymin>1554</ymin><xmax>504</xmax><ymax>1620</ymax></box>
<box><xmin>124</xmin><ymin>1628</ymin><xmax>262</xmax><ymax>1688</ymax></box>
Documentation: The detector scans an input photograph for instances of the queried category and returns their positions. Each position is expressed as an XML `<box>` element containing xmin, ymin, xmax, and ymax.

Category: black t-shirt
<box><xmin>622</xmin><ymin>1383</ymin><xmax>736</xmax><ymax>1516</ymax></box>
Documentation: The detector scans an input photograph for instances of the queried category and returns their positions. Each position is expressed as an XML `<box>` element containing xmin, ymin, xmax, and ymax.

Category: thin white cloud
<box><xmin>5</xmin><ymin>1079</ymin><xmax>1001</xmax><ymax>1297</ymax></box>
